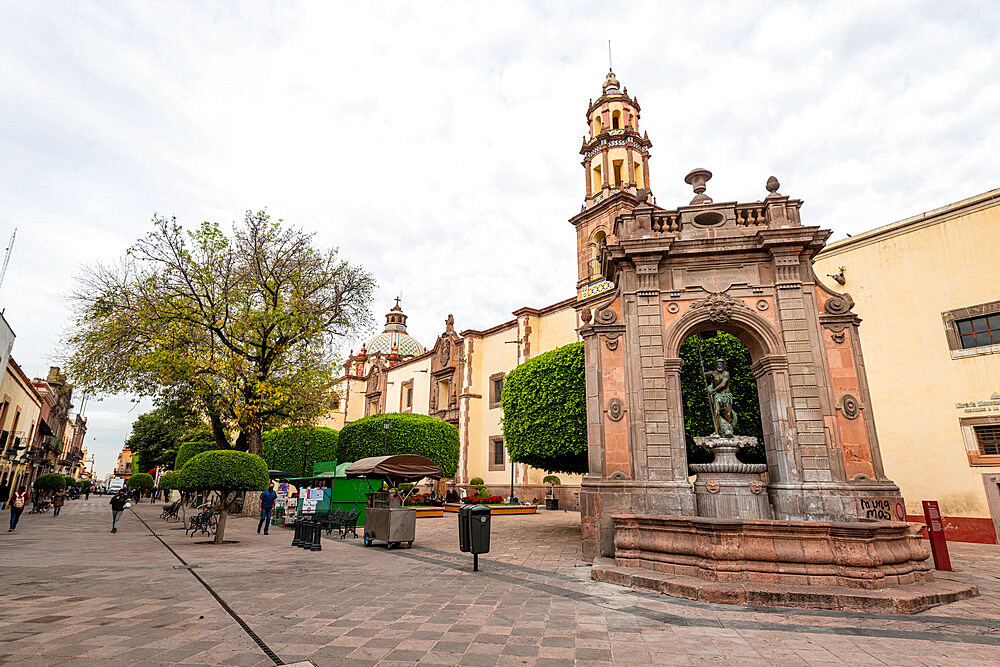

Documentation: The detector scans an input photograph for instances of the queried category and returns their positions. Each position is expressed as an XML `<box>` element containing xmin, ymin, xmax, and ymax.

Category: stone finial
<box><xmin>765</xmin><ymin>175</ymin><xmax>781</xmax><ymax>198</ymax></box>
<box><xmin>636</xmin><ymin>188</ymin><xmax>648</xmax><ymax>204</ymax></box>
<box><xmin>684</xmin><ymin>168</ymin><xmax>713</xmax><ymax>205</ymax></box>
<box><xmin>581</xmin><ymin>306</ymin><xmax>592</xmax><ymax>325</ymax></box>
<box><xmin>602</xmin><ymin>69</ymin><xmax>620</xmax><ymax>93</ymax></box>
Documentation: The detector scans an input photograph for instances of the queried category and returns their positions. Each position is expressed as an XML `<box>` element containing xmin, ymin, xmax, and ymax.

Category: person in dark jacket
<box><xmin>110</xmin><ymin>490</ymin><xmax>129</xmax><ymax>533</ymax></box>
<box><xmin>258</xmin><ymin>483</ymin><xmax>277</xmax><ymax>535</ymax></box>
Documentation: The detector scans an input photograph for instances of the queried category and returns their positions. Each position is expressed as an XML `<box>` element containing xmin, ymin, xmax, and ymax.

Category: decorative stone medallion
<box><xmin>839</xmin><ymin>394</ymin><xmax>861</xmax><ymax>420</ymax></box>
<box><xmin>705</xmin><ymin>480</ymin><xmax>720</xmax><ymax>494</ymax></box>
<box><xmin>831</xmin><ymin>330</ymin><xmax>846</xmax><ymax>343</ymax></box>
<box><xmin>824</xmin><ymin>295</ymin><xmax>850</xmax><ymax>315</ymax></box>
<box><xmin>596</xmin><ymin>308</ymin><xmax>617</xmax><ymax>324</ymax></box>
<box><xmin>606</xmin><ymin>397</ymin><xmax>625</xmax><ymax>421</ymax></box>
<box><xmin>605</xmin><ymin>337</ymin><xmax>619</xmax><ymax>351</ymax></box>
<box><xmin>666</xmin><ymin>302</ymin><xmax>680</xmax><ymax>313</ymax></box>
<box><xmin>439</xmin><ymin>340</ymin><xmax>450</xmax><ymax>365</ymax></box>
<box><xmin>749</xmin><ymin>480</ymin><xmax>764</xmax><ymax>495</ymax></box>
<box><xmin>756</xmin><ymin>299</ymin><xmax>769</xmax><ymax>311</ymax></box>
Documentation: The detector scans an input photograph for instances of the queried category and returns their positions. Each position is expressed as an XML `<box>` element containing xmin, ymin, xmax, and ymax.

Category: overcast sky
<box><xmin>1</xmin><ymin>1</ymin><xmax>997</xmax><ymax>477</ymax></box>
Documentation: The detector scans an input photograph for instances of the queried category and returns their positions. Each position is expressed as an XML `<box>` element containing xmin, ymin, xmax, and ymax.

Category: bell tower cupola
<box><xmin>580</xmin><ymin>69</ymin><xmax>652</xmax><ymax>208</ymax></box>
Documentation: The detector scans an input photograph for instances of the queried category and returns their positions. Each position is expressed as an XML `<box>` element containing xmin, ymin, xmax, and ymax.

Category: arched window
<box><xmin>592</xmin><ymin>164</ymin><xmax>603</xmax><ymax>193</ymax></box>
<box><xmin>591</xmin><ymin>230</ymin><xmax>607</xmax><ymax>276</ymax></box>
<box><xmin>612</xmin><ymin>110</ymin><xmax>621</xmax><ymax>130</ymax></box>
<box><xmin>593</xmin><ymin>116</ymin><xmax>602</xmax><ymax>135</ymax></box>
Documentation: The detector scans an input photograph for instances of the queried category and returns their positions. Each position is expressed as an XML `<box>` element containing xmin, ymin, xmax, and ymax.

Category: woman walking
<box><xmin>109</xmin><ymin>489</ymin><xmax>129</xmax><ymax>533</ymax></box>
<box><xmin>9</xmin><ymin>486</ymin><xmax>27</xmax><ymax>531</ymax></box>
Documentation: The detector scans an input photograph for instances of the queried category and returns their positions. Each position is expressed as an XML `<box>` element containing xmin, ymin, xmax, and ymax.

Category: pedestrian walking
<box><xmin>109</xmin><ymin>490</ymin><xmax>129</xmax><ymax>533</ymax></box>
<box><xmin>52</xmin><ymin>489</ymin><xmax>68</xmax><ymax>517</ymax></box>
<box><xmin>258</xmin><ymin>483</ymin><xmax>277</xmax><ymax>535</ymax></box>
<box><xmin>84</xmin><ymin>488</ymin><xmax>90</xmax><ymax>500</ymax></box>
<box><xmin>9</xmin><ymin>486</ymin><xmax>27</xmax><ymax>531</ymax></box>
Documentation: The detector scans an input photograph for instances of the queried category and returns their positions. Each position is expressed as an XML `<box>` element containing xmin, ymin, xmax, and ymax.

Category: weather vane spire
<box><xmin>608</xmin><ymin>39</ymin><xmax>613</xmax><ymax>71</ymax></box>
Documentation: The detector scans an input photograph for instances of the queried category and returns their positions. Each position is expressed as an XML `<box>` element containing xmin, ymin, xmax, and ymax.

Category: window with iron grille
<box><xmin>976</xmin><ymin>425</ymin><xmax>1000</xmax><ymax>456</ymax></box>
<box><xmin>489</xmin><ymin>436</ymin><xmax>505</xmax><ymax>471</ymax></box>
<box><xmin>489</xmin><ymin>373</ymin><xmax>505</xmax><ymax>409</ymax></box>
<box><xmin>958</xmin><ymin>315</ymin><xmax>1000</xmax><ymax>349</ymax></box>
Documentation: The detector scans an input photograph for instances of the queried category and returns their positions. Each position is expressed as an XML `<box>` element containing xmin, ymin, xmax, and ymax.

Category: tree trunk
<box><xmin>214</xmin><ymin>491</ymin><xmax>231</xmax><ymax>544</ymax></box>
<box><xmin>248</xmin><ymin>427</ymin><xmax>262</xmax><ymax>456</ymax></box>
<box><xmin>209</xmin><ymin>411</ymin><xmax>230</xmax><ymax>449</ymax></box>
<box><xmin>234</xmin><ymin>431</ymin><xmax>248</xmax><ymax>452</ymax></box>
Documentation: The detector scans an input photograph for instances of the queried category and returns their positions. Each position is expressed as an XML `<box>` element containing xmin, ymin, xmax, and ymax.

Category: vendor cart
<box><xmin>344</xmin><ymin>454</ymin><xmax>442</xmax><ymax>550</ymax></box>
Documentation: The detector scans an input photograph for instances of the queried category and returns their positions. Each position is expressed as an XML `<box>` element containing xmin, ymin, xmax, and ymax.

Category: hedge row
<box><xmin>126</xmin><ymin>472</ymin><xmax>155</xmax><ymax>491</ymax></box>
<box><xmin>338</xmin><ymin>413</ymin><xmax>459</xmax><ymax>477</ymax></box>
<box><xmin>262</xmin><ymin>426</ymin><xmax>338</xmax><ymax>477</ymax></box>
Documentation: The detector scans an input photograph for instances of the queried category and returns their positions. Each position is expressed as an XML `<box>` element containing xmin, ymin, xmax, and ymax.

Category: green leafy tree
<box><xmin>338</xmin><ymin>413</ymin><xmax>459</xmax><ymax>477</ymax></box>
<box><xmin>63</xmin><ymin>476</ymin><xmax>77</xmax><ymax>488</ymax></box>
<box><xmin>175</xmin><ymin>441</ymin><xmax>227</xmax><ymax>470</ymax></box>
<box><xmin>66</xmin><ymin>210</ymin><xmax>376</xmax><ymax>455</ymax></box>
<box><xmin>501</xmin><ymin>342</ymin><xmax>587</xmax><ymax>474</ymax></box>
<box><xmin>679</xmin><ymin>332</ymin><xmax>765</xmax><ymax>465</ymax></box>
<box><xmin>126</xmin><ymin>472</ymin><xmax>155</xmax><ymax>494</ymax></box>
<box><xmin>262</xmin><ymin>426</ymin><xmax>338</xmax><ymax>477</ymax></box>
<box><xmin>178</xmin><ymin>450</ymin><xmax>269</xmax><ymax>544</ymax></box>
<box><xmin>124</xmin><ymin>403</ymin><xmax>205</xmax><ymax>471</ymax></box>
<box><xmin>34</xmin><ymin>473</ymin><xmax>66</xmax><ymax>493</ymax></box>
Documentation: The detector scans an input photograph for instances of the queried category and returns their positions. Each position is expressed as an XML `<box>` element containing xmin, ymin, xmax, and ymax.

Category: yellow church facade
<box><xmin>815</xmin><ymin>189</ymin><xmax>1000</xmax><ymax>543</ymax></box>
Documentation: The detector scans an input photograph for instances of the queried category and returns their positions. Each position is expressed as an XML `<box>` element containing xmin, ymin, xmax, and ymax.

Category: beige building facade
<box><xmin>0</xmin><ymin>357</ymin><xmax>43</xmax><ymax>498</ymax></box>
<box><xmin>815</xmin><ymin>189</ymin><xmax>1000</xmax><ymax>543</ymax></box>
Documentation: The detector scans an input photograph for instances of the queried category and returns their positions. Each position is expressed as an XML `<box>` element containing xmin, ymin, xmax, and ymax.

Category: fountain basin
<box><xmin>592</xmin><ymin>514</ymin><xmax>978</xmax><ymax>612</ymax></box>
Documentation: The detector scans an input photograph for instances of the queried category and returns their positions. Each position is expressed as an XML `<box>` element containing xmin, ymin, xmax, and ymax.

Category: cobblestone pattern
<box><xmin>1</xmin><ymin>498</ymin><xmax>999</xmax><ymax>665</ymax></box>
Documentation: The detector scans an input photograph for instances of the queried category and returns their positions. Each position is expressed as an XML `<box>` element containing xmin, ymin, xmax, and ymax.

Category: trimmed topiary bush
<box><xmin>338</xmin><ymin>413</ymin><xmax>459</xmax><ymax>477</ymax></box>
<box><xmin>158</xmin><ymin>470</ymin><xmax>180</xmax><ymax>491</ymax></box>
<box><xmin>262</xmin><ymin>426</ymin><xmax>338</xmax><ymax>477</ymax></box>
<box><xmin>175</xmin><ymin>441</ymin><xmax>226</xmax><ymax>470</ymax></box>
<box><xmin>501</xmin><ymin>342</ymin><xmax>587</xmax><ymax>475</ymax></box>
<box><xmin>63</xmin><ymin>476</ymin><xmax>77</xmax><ymax>488</ymax></box>
<box><xmin>34</xmin><ymin>473</ymin><xmax>67</xmax><ymax>492</ymax></box>
<box><xmin>178</xmin><ymin>450</ymin><xmax>269</xmax><ymax>544</ymax></box>
<box><xmin>126</xmin><ymin>472</ymin><xmax>155</xmax><ymax>492</ymax></box>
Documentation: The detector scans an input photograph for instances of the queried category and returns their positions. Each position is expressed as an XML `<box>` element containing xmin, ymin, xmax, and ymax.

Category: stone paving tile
<box><xmin>3</xmin><ymin>497</ymin><xmax>1000</xmax><ymax>665</ymax></box>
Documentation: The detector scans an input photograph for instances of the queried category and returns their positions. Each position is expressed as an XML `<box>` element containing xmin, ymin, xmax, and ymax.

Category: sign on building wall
<box><xmin>0</xmin><ymin>314</ymin><xmax>14</xmax><ymax>379</ymax></box>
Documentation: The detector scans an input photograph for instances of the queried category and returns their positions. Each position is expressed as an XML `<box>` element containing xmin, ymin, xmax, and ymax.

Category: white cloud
<box><xmin>0</xmin><ymin>1</ymin><xmax>997</xmax><ymax>476</ymax></box>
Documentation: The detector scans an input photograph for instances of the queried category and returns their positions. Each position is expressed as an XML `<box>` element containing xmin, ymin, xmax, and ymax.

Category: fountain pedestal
<box><xmin>690</xmin><ymin>435</ymin><xmax>770</xmax><ymax>520</ymax></box>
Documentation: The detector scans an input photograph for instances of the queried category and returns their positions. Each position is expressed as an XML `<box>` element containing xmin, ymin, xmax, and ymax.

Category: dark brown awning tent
<box><xmin>344</xmin><ymin>455</ymin><xmax>442</xmax><ymax>483</ymax></box>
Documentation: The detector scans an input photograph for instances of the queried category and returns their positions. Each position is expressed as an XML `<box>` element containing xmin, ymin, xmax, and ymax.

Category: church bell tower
<box><xmin>582</xmin><ymin>69</ymin><xmax>652</xmax><ymax>207</ymax></box>
<box><xmin>572</xmin><ymin>69</ymin><xmax>654</xmax><ymax>300</ymax></box>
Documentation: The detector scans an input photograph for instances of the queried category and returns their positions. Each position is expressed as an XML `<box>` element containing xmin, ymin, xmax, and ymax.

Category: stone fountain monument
<box><xmin>579</xmin><ymin>171</ymin><xmax>978</xmax><ymax>612</ymax></box>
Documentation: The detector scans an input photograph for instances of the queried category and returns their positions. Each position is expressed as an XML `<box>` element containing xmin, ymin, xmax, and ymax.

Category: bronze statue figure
<box><xmin>703</xmin><ymin>358</ymin><xmax>737</xmax><ymax>437</ymax></box>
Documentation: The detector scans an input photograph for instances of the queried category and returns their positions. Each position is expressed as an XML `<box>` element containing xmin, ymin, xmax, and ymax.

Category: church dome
<box><xmin>365</xmin><ymin>299</ymin><xmax>425</xmax><ymax>357</ymax></box>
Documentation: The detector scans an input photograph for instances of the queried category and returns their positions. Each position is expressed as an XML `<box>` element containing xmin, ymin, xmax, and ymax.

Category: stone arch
<box><xmin>662</xmin><ymin>301</ymin><xmax>801</xmax><ymax>488</ymax></box>
<box><xmin>663</xmin><ymin>304</ymin><xmax>785</xmax><ymax>362</ymax></box>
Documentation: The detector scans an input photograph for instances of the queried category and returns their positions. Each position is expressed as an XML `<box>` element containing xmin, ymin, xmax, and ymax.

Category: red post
<box><xmin>921</xmin><ymin>500</ymin><xmax>952</xmax><ymax>571</ymax></box>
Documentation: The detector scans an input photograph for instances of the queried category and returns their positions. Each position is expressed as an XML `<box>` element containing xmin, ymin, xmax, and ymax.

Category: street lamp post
<box><xmin>382</xmin><ymin>418</ymin><xmax>390</xmax><ymax>456</ymax></box>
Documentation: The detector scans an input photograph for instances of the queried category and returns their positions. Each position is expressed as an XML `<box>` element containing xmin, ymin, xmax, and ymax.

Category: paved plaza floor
<box><xmin>1</xmin><ymin>496</ymin><xmax>999</xmax><ymax>666</ymax></box>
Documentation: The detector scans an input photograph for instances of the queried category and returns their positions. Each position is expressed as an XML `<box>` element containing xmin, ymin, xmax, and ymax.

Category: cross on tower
<box><xmin>394</xmin><ymin>296</ymin><xmax>401</xmax><ymax>308</ymax></box>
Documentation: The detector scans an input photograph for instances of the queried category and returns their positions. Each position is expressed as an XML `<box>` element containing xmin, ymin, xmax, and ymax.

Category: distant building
<box><xmin>815</xmin><ymin>189</ymin><xmax>1000</xmax><ymax>543</ymax></box>
<box><xmin>114</xmin><ymin>447</ymin><xmax>133</xmax><ymax>479</ymax></box>
<box><xmin>0</xmin><ymin>357</ymin><xmax>43</xmax><ymax>496</ymax></box>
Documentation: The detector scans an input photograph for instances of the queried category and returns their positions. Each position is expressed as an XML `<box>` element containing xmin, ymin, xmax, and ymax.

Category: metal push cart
<box><xmin>344</xmin><ymin>454</ymin><xmax>442</xmax><ymax>550</ymax></box>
